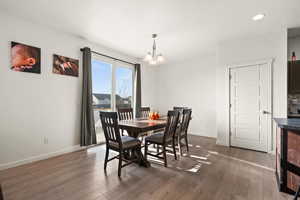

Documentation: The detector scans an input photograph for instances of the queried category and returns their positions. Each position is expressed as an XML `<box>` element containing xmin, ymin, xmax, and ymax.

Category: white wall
<box><xmin>216</xmin><ymin>31</ymin><xmax>287</xmax><ymax>151</ymax></box>
<box><xmin>288</xmin><ymin>36</ymin><xmax>300</xmax><ymax>60</ymax></box>
<box><xmin>140</xmin><ymin>63</ymin><xmax>158</xmax><ymax>108</ymax></box>
<box><xmin>153</xmin><ymin>55</ymin><xmax>217</xmax><ymax>138</ymax></box>
<box><xmin>0</xmin><ymin>12</ymin><xmax>137</xmax><ymax>169</ymax></box>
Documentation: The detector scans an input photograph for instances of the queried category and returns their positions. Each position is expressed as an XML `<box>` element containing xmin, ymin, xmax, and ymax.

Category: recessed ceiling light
<box><xmin>252</xmin><ymin>14</ymin><xmax>265</xmax><ymax>21</ymax></box>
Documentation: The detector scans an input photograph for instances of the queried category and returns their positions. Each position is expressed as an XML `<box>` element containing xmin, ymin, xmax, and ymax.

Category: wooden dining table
<box><xmin>118</xmin><ymin>117</ymin><xmax>167</xmax><ymax>167</ymax></box>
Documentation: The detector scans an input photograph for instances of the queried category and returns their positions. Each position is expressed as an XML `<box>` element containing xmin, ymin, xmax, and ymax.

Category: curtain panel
<box><xmin>134</xmin><ymin>64</ymin><xmax>142</xmax><ymax>118</ymax></box>
<box><xmin>80</xmin><ymin>47</ymin><xmax>97</xmax><ymax>146</ymax></box>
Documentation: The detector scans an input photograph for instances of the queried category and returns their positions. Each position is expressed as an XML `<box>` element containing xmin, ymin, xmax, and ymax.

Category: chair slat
<box><xmin>117</xmin><ymin>108</ymin><xmax>134</xmax><ymax>121</ymax></box>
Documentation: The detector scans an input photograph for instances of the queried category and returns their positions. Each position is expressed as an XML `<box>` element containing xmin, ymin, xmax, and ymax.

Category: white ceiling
<box><xmin>0</xmin><ymin>0</ymin><xmax>300</xmax><ymax>61</ymax></box>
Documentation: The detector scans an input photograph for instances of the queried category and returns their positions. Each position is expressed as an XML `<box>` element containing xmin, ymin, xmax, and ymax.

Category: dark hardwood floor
<box><xmin>0</xmin><ymin>136</ymin><xmax>293</xmax><ymax>200</ymax></box>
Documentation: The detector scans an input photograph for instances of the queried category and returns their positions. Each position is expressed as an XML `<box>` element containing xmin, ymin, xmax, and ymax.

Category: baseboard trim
<box><xmin>217</xmin><ymin>152</ymin><xmax>275</xmax><ymax>172</ymax></box>
<box><xmin>216</xmin><ymin>139</ymin><xmax>228</xmax><ymax>146</ymax></box>
<box><xmin>188</xmin><ymin>133</ymin><xmax>217</xmax><ymax>139</ymax></box>
<box><xmin>269</xmin><ymin>150</ymin><xmax>275</xmax><ymax>155</ymax></box>
<box><xmin>0</xmin><ymin>145</ymin><xmax>86</xmax><ymax>171</ymax></box>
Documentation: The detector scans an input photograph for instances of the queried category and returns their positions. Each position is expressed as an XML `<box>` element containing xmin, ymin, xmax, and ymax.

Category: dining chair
<box><xmin>140</xmin><ymin>107</ymin><xmax>150</xmax><ymax>118</ymax></box>
<box><xmin>175</xmin><ymin>109</ymin><xmax>192</xmax><ymax>155</ymax></box>
<box><xmin>144</xmin><ymin>110</ymin><xmax>180</xmax><ymax>167</ymax></box>
<box><xmin>100</xmin><ymin>111</ymin><xmax>142</xmax><ymax>177</ymax></box>
<box><xmin>0</xmin><ymin>184</ymin><xmax>4</xmax><ymax>200</ymax></box>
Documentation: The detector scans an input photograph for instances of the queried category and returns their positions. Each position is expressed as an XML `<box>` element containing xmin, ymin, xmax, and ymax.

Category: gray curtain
<box><xmin>80</xmin><ymin>47</ymin><xmax>96</xmax><ymax>146</ymax></box>
<box><xmin>135</xmin><ymin>64</ymin><xmax>142</xmax><ymax>118</ymax></box>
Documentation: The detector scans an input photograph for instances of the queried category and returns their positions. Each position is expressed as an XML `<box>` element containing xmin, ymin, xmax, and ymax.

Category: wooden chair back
<box><xmin>100</xmin><ymin>112</ymin><xmax>122</xmax><ymax>146</ymax></box>
<box><xmin>173</xmin><ymin>106</ymin><xmax>188</xmax><ymax>123</ymax></box>
<box><xmin>181</xmin><ymin>109</ymin><xmax>192</xmax><ymax>134</ymax></box>
<box><xmin>164</xmin><ymin>110</ymin><xmax>180</xmax><ymax>142</ymax></box>
<box><xmin>140</xmin><ymin>107</ymin><xmax>150</xmax><ymax>118</ymax></box>
<box><xmin>173</xmin><ymin>107</ymin><xmax>188</xmax><ymax>111</ymax></box>
<box><xmin>117</xmin><ymin>107</ymin><xmax>134</xmax><ymax>120</ymax></box>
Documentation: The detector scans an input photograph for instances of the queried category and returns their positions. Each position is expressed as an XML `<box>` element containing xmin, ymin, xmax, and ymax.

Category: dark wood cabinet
<box><xmin>275</xmin><ymin>120</ymin><xmax>300</xmax><ymax>195</ymax></box>
<box><xmin>288</xmin><ymin>61</ymin><xmax>300</xmax><ymax>94</ymax></box>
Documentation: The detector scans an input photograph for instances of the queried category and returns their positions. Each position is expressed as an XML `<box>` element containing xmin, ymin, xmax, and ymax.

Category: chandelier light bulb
<box><xmin>144</xmin><ymin>52</ymin><xmax>152</xmax><ymax>61</ymax></box>
<box><xmin>157</xmin><ymin>54</ymin><xmax>164</xmax><ymax>63</ymax></box>
<box><xmin>150</xmin><ymin>59</ymin><xmax>157</xmax><ymax>65</ymax></box>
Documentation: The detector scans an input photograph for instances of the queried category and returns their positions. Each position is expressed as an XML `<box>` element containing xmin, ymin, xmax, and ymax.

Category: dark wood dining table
<box><xmin>118</xmin><ymin>117</ymin><xmax>167</xmax><ymax>167</ymax></box>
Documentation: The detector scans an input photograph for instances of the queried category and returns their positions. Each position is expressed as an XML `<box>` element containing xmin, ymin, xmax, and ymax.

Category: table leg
<box><xmin>123</xmin><ymin>150</ymin><xmax>130</xmax><ymax>160</ymax></box>
<box><xmin>136</xmin><ymin>148</ymin><xmax>151</xmax><ymax>168</ymax></box>
<box><xmin>126</xmin><ymin>129</ymin><xmax>151</xmax><ymax>168</ymax></box>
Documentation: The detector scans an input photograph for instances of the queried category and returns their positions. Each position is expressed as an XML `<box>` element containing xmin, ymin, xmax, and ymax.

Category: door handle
<box><xmin>262</xmin><ymin>110</ymin><xmax>271</xmax><ymax>114</ymax></box>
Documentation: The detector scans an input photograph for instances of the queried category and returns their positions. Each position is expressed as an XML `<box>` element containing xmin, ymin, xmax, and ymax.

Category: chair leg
<box><xmin>185</xmin><ymin>135</ymin><xmax>189</xmax><ymax>152</ymax></box>
<box><xmin>104</xmin><ymin>147</ymin><xmax>109</xmax><ymax>170</ymax></box>
<box><xmin>118</xmin><ymin>151</ymin><xmax>122</xmax><ymax>177</ymax></box>
<box><xmin>163</xmin><ymin>146</ymin><xmax>167</xmax><ymax>167</ymax></box>
<box><xmin>176</xmin><ymin>136</ymin><xmax>182</xmax><ymax>157</ymax></box>
<box><xmin>172</xmin><ymin>139</ymin><xmax>177</xmax><ymax>160</ymax></box>
<box><xmin>179</xmin><ymin>139</ymin><xmax>183</xmax><ymax>156</ymax></box>
<box><xmin>144</xmin><ymin>142</ymin><xmax>148</xmax><ymax>161</ymax></box>
<box><xmin>294</xmin><ymin>184</ymin><xmax>300</xmax><ymax>200</ymax></box>
<box><xmin>137</xmin><ymin>146</ymin><xmax>142</xmax><ymax>164</ymax></box>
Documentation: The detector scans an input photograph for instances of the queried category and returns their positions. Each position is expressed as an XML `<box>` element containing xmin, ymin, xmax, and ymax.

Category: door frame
<box><xmin>227</xmin><ymin>58</ymin><xmax>274</xmax><ymax>153</ymax></box>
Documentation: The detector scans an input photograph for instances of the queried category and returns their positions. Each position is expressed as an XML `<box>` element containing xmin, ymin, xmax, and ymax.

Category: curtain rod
<box><xmin>80</xmin><ymin>48</ymin><xmax>136</xmax><ymax>66</ymax></box>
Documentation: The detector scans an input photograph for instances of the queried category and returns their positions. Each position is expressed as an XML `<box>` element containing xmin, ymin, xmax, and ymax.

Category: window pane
<box><xmin>92</xmin><ymin>60</ymin><xmax>112</xmax><ymax>111</ymax></box>
<box><xmin>116</xmin><ymin>67</ymin><xmax>133</xmax><ymax>109</ymax></box>
<box><xmin>92</xmin><ymin>60</ymin><xmax>112</xmax><ymax>144</ymax></box>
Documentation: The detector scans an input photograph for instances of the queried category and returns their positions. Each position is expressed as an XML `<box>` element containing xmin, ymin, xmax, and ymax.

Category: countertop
<box><xmin>288</xmin><ymin>113</ymin><xmax>300</xmax><ymax>118</ymax></box>
<box><xmin>274</xmin><ymin>118</ymin><xmax>300</xmax><ymax>131</ymax></box>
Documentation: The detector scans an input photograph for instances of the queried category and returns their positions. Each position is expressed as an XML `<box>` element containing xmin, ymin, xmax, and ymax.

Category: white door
<box><xmin>230</xmin><ymin>61</ymin><xmax>272</xmax><ymax>152</ymax></box>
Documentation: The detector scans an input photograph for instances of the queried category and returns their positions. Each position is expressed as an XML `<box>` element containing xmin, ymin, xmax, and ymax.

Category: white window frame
<box><xmin>114</xmin><ymin>60</ymin><xmax>135</xmax><ymax>111</ymax></box>
<box><xmin>92</xmin><ymin>54</ymin><xmax>135</xmax><ymax>112</ymax></box>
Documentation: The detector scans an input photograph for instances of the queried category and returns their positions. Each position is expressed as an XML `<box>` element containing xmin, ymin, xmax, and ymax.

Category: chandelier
<box><xmin>144</xmin><ymin>34</ymin><xmax>164</xmax><ymax>65</ymax></box>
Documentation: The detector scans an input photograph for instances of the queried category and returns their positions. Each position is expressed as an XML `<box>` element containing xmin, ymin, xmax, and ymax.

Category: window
<box><xmin>92</xmin><ymin>60</ymin><xmax>112</xmax><ymax>111</ymax></box>
<box><xmin>92</xmin><ymin>56</ymin><xmax>134</xmax><ymax>143</ymax></box>
<box><xmin>115</xmin><ymin>66</ymin><xmax>133</xmax><ymax>109</ymax></box>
